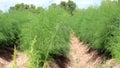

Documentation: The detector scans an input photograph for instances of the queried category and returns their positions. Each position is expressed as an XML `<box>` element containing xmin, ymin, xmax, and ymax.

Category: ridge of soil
<box><xmin>49</xmin><ymin>34</ymin><xmax>120</xmax><ymax>68</ymax></box>
<box><xmin>66</xmin><ymin>34</ymin><xmax>120</xmax><ymax>68</ymax></box>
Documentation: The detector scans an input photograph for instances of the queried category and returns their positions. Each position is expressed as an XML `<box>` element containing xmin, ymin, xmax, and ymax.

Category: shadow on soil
<box><xmin>50</xmin><ymin>54</ymin><xmax>70</xmax><ymax>68</ymax></box>
<box><xmin>86</xmin><ymin>46</ymin><xmax>112</xmax><ymax>64</ymax></box>
<box><xmin>0</xmin><ymin>47</ymin><xmax>14</xmax><ymax>62</ymax></box>
<box><xmin>50</xmin><ymin>46</ymin><xmax>112</xmax><ymax>68</ymax></box>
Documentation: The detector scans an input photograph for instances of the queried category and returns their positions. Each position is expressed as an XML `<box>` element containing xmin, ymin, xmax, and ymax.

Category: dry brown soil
<box><xmin>66</xmin><ymin>34</ymin><xmax>120</xmax><ymax>68</ymax></box>
<box><xmin>0</xmin><ymin>48</ymin><xmax>28</xmax><ymax>68</ymax></box>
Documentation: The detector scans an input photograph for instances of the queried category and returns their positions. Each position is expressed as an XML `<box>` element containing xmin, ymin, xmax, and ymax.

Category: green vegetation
<box><xmin>0</xmin><ymin>0</ymin><xmax>120</xmax><ymax>68</ymax></box>
<box><xmin>9</xmin><ymin>3</ymin><xmax>44</xmax><ymax>13</ymax></box>
<box><xmin>0</xmin><ymin>4</ymin><xmax>70</xmax><ymax>67</ymax></box>
<box><xmin>69</xmin><ymin>1</ymin><xmax>120</xmax><ymax>60</ymax></box>
<box><xmin>59</xmin><ymin>0</ymin><xmax>76</xmax><ymax>15</ymax></box>
<box><xmin>12</xmin><ymin>45</ymin><xmax>17</xmax><ymax>68</ymax></box>
<box><xmin>20</xmin><ymin>7</ymin><xmax>70</xmax><ymax>67</ymax></box>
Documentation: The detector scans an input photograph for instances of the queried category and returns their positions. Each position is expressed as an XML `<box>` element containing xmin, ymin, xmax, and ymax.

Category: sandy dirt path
<box><xmin>0</xmin><ymin>48</ymin><xmax>28</xmax><ymax>68</ymax></box>
<box><xmin>66</xmin><ymin>34</ymin><xmax>103</xmax><ymax>68</ymax></box>
<box><xmin>66</xmin><ymin>34</ymin><xmax>120</xmax><ymax>68</ymax></box>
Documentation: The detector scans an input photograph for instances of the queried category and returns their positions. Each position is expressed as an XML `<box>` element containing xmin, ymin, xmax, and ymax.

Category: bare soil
<box><xmin>66</xmin><ymin>34</ymin><xmax>120</xmax><ymax>68</ymax></box>
<box><xmin>0</xmin><ymin>48</ymin><xmax>28</xmax><ymax>68</ymax></box>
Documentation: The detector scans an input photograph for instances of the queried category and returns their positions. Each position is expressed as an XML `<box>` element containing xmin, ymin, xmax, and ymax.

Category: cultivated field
<box><xmin>0</xmin><ymin>1</ymin><xmax>120</xmax><ymax>68</ymax></box>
